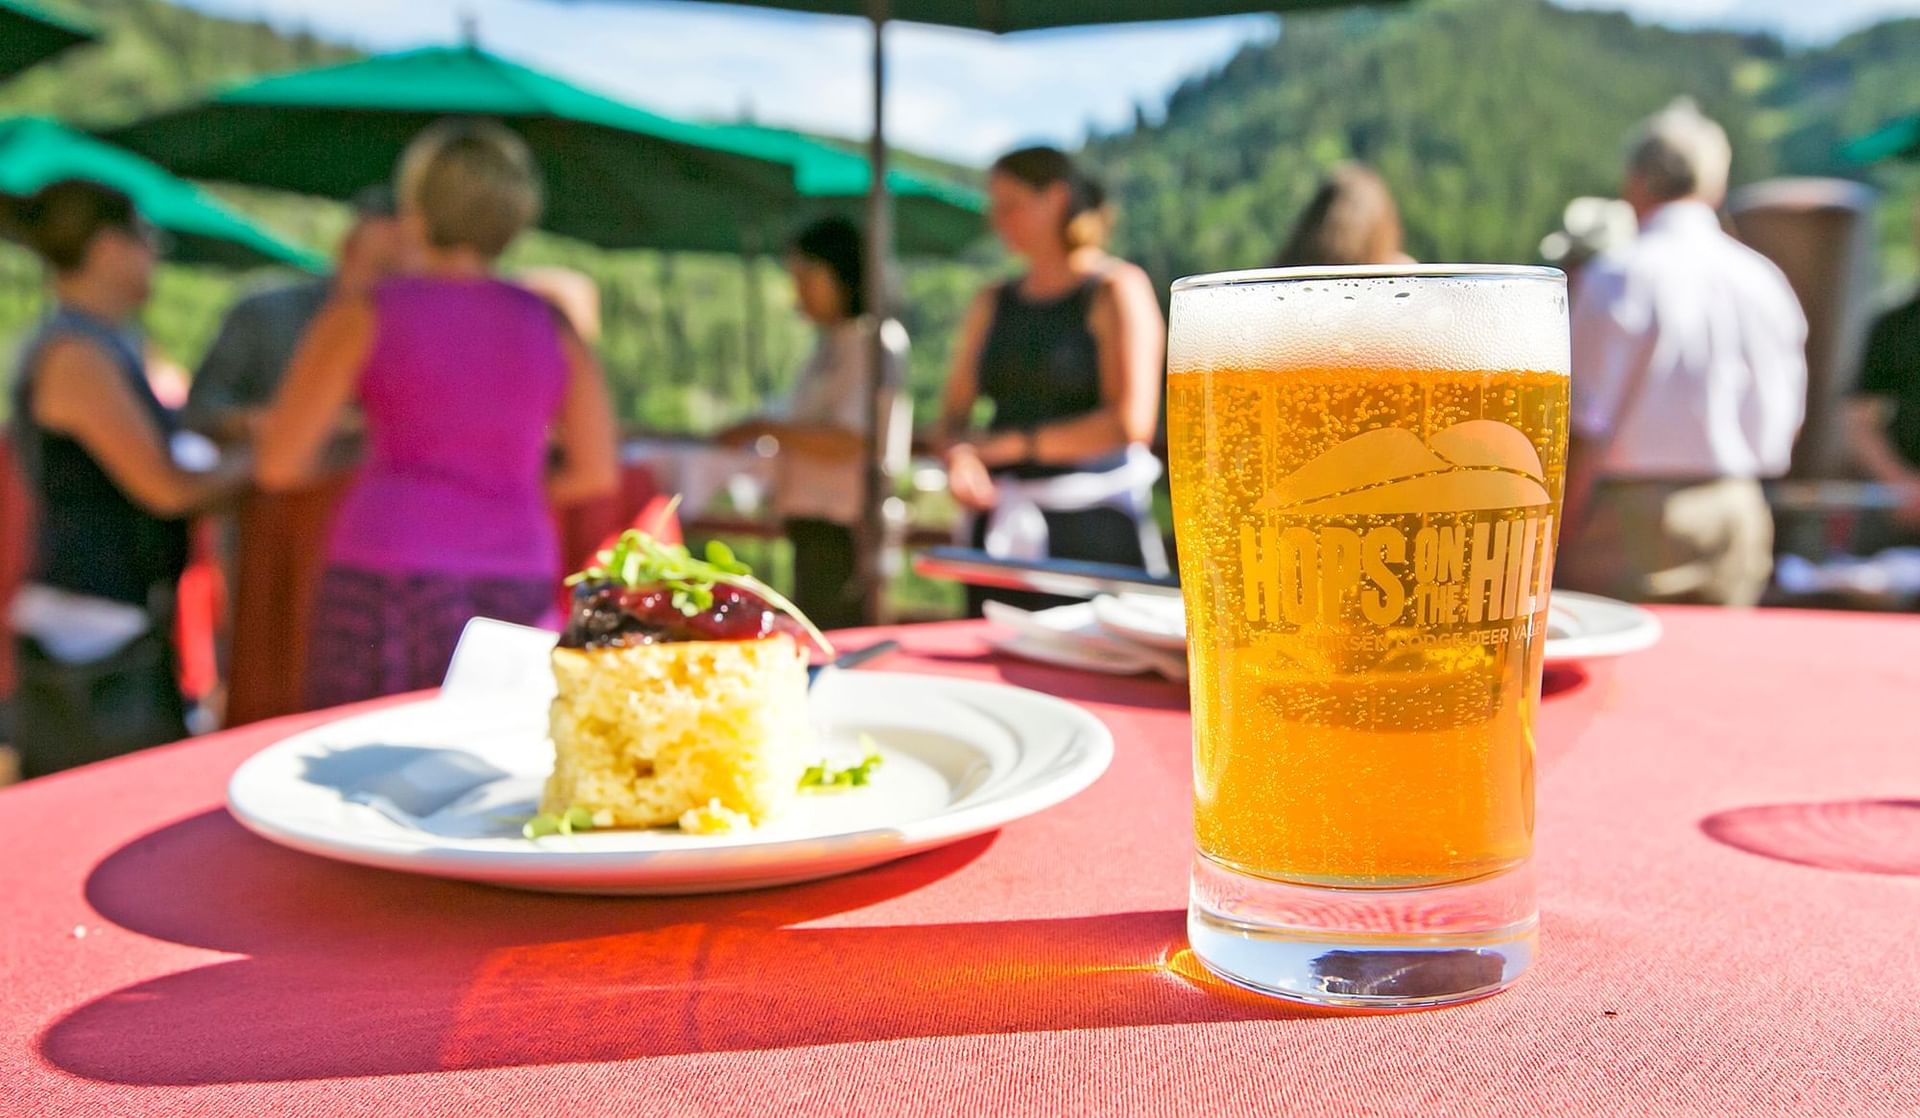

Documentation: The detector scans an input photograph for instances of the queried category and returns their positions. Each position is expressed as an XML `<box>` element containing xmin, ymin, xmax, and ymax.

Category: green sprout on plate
<box><xmin>567</xmin><ymin>499</ymin><xmax>834</xmax><ymax>658</ymax></box>
<box><xmin>523</xmin><ymin>806</ymin><xmax>597</xmax><ymax>839</ymax></box>
<box><xmin>801</xmin><ymin>737</ymin><xmax>885</xmax><ymax>791</ymax></box>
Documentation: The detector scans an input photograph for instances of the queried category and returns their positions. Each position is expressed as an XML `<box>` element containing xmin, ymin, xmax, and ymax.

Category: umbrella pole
<box><xmin>857</xmin><ymin>2</ymin><xmax>893</xmax><ymax>625</ymax></box>
<box><xmin>742</xmin><ymin>225</ymin><xmax>767</xmax><ymax>402</ymax></box>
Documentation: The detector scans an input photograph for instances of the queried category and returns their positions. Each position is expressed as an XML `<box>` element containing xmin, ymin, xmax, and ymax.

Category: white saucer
<box><xmin>1541</xmin><ymin>590</ymin><xmax>1663</xmax><ymax>664</ymax></box>
<box><xmin>995</xmin><ymin>590</ymin><xmax>1659</xmax><ymax>671</ymax></box>
<box><xmin>227</xmin><ymin>668</ymin><xmax>1112</xmax><ymax>896</ymax></box>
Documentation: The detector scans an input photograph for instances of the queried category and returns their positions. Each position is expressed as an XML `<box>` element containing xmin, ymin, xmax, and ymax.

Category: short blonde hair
<box><xmin>397</xmin><ymin>118</ymin><xmax>542</xmax><ymax>258</ymax></box>
<box><xmin>1627</xmin><ymin>98</ymin><xmax>1732</xmax><ymax>205</ymax></box>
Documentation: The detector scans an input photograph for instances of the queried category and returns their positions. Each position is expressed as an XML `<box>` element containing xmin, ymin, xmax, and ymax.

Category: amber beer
<box><xmin>1169</xmin><ymin>267</ymin><xmax>1569</xmax><ymax>1007</ymax></box>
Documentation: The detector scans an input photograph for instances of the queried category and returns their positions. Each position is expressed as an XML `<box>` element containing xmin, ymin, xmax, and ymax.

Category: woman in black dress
<box><xmin>8</xmin><ymin>181</ymin><xmax>251</xmax><ymax>775</ymax></box>
<box><xmin>936</xmin><ymin>146</ymin><xmax>1167</xmax><ymax>613</ymax></box>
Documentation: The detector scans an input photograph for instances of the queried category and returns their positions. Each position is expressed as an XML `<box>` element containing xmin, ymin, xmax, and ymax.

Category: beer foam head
<box><xmin>1168</xmin><ymin>265</ymin><xmax>1569</xmax><ymax>376</ymax></box>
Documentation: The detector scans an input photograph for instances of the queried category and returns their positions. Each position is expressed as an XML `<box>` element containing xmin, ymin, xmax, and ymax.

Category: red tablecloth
<box><xmin>2</xmin><ymin>611</ymin><xmax>1916</xmax><ymax>1116</ymax></box>
<box><xmin>0</xmin><ymin>433</ymin><xmax>33</xmax><ymax>701</ymax></box>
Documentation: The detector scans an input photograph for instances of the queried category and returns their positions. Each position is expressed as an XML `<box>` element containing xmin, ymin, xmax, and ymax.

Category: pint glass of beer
<box><xmin>1168</xmin><ymin>266</ymin><xmax>1569</xmax><ymax>1007</ymax></box>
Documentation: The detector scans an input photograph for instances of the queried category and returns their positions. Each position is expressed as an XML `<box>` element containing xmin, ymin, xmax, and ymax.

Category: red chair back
<box><xmin>0</xmin><ymin>434</ymin><xmax>32</xmax><ymax>704</ymax></box>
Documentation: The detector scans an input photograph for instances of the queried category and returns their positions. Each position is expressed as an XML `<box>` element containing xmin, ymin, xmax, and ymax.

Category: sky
<box><xmin>173</xmin><ymin>0</ymin><xmax>1920</xmax><ymax>166</ymax></box>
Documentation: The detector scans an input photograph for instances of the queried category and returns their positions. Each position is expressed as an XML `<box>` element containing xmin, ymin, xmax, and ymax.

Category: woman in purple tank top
<box><xmin>256</xmin><ymin>120</ymin><xmax>618</xmax><ymax>707</ymax></box>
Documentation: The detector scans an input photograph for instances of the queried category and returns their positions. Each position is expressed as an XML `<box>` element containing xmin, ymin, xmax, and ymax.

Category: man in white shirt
<box><xmin>1556</xmin><ymin>100</ymin><xmax>1808</xmax><ymax>607</ymax></box>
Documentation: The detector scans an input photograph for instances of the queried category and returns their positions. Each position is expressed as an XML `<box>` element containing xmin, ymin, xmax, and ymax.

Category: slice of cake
<box><xmin>539</xmin><ymin>532</ymin><xmax>832</xmax><ymax>833</ymax></box>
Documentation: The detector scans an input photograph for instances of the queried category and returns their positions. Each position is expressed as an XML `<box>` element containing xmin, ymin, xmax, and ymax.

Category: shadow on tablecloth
<box><xmin>1540</xmin><ymin>664</ymin><xmax>1588</xmax><ymax>697</ymax></box>
<box><xmin>904</xmin><ymin>649</ymin><xmax>1193</xmax><ymax>711</ymax></box>
<box><xmin>1700</xmin><ymin>799</ymin><xmax>1920</xmax><ymax>876</ymax></box>
<box><xmin>43</xmin><ymin>809</ymin><xmax>1319</xmax><ymax>1086</ymax></box>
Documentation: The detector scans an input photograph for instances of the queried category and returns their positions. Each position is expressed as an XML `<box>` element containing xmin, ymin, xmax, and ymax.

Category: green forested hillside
<box><xmin>1765</xmin><ymin>16</ymin><xmax>1920</xmax><ymax>281</ymax></box>
<box><xmin>2</xmin><ymin>0</ymin><xmax>1918</xmax><ymax>433</ymax></box>
<box><xmin>0</xmin><ymin>0</ymin><xmax>358</xmax><ymax>389</ymax></box>
<box><xmin>0</xmin><ymin>0</ymin><xmax>346</xmax><ymax>123</ymax></box>
<box><xmin>1086</xmin><ymin>0</ymin><xmax>1920</xmax><ymax>288</ymax></box>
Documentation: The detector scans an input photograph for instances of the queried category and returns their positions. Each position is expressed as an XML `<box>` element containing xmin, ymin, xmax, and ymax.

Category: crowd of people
<box><xmin>6</xmin><ymin>99</ymin><xmax>1915</xmax><ymax>777</ymax></box>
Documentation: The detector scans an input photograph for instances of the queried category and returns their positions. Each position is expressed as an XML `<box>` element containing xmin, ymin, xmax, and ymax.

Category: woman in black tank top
<box><xmin>8</xmin><ymin>181</ymin><xmax>251</xmax><ymax>776</ymax></box>
<box><xmin>936</xmin><ymin>147</ymin><xmax>1167</xmax><ymax>613</ymax></box>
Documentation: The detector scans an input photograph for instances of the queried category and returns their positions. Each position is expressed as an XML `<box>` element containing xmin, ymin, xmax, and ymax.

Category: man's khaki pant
<box><xmin>1555</xmin><ymin>477</ymin><xmax>1774</xmax><ymax>607</ymax></box>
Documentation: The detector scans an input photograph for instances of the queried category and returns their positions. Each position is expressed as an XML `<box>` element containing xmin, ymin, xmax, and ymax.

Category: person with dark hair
<box><xmin>937</xmin><ymin>145</ymin><xmax>1168</xmax><ymax>613</ymax></box>
<box><xmin>184</xmin><ymin>185</ymin><xmax>403</xmax><ymax>441</ymax></box>
<box><xmin>184</xmin><ymin>186</ymin><xmax>403</xmax><ymax>726</ymax></box>
<box><xmin>1274</xmin><ymin>163</ymin><xmax>1412</xmax><ymax>268</ymax></box>
<box><xmin>7</xmin><ymin>180</ymin><xmax>252</xmax><ymax>776</ymax></box>
<box><xmin>255</xmin><ymin>120</ymin><xmax>619</xmax><ymax>707</ymax></box>
<box><xmin>719</xmin><ymin>216</ymin><xmax>909</xmax><ymax>629</ymax></box>
<box><xmin>1846</xmin><ymin>199</ymin><xmax>1920</xmax><ymax>537</ymax></box>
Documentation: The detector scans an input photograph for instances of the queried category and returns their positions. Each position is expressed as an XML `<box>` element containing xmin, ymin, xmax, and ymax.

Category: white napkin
<box><xmin>7</xmin><ymin>583</ymin><xmax>150</xmax><ymax>663</ymax></box>
<box><xmin>969</xmin><ymin>443</ymin><xmax>1169</xmax><ymax>576</ymax></box>
<box><xmin>329</xmin><ymin>619</ymin><xmax>559</xmax><ymax>826</ymax></box>
<box><xmin>984</xmin><ymin>600</ymin><xmax>1188</xmax><ymax>681</ymax></box>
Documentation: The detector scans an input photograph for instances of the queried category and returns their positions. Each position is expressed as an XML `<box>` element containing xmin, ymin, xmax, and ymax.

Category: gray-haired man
<box><xmin>1557</xmin><ymin>100</ymin><xmax>1808</xmax><ymax>606</ymax></box>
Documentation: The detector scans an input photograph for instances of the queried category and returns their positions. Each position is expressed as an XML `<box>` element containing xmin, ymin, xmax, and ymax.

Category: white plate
<box><xmin>1092</xmin><ymin>593</ymin><xmax>1189</xmax><ymax>651</ymax></box>
<box><xmin>226</xmin><ymin>670</ymin><xmax>1113</xmax><ymax>895</ymax></box>
<box><xmin>1541</xmin><ymin>590</ymin><xmax>1663</xmax><ymax>664</ymax></box>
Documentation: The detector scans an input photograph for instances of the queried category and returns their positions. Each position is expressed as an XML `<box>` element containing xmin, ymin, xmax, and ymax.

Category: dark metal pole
<box><xmin>741</xmin><ymin>225</ymin><xmax>767</xmax><ymax>403</ymax></box>
<box><xmin>857</xmin><ymin>2</ymin><xmax>893</xmax><ymax>624</ymax></box>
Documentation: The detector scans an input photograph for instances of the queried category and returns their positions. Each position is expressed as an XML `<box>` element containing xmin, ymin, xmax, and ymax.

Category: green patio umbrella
<box><xmin>100</xmin><ymin>44</ymin><xmax>980</xmax><ymax>256</ymax></box>
<box><xmin>0</xmin><ymin>117</ymin><xmax>320</xmax><ymax>270</ymax></box>
<box><xmin>717</xmin><ymin>121</ymin><xmax>981</xmax><ymax>256</ymax></box>
<box><xmin>0</xmin><ymin>0</ymin><xmax>96</xmax><ymax>82</ymax></box>
<box><xmin>1841</xmin><ymin>113</ymin><xmax>1920</xmax><ymax>165</ymax></box>
<box><xmin>649</xmin><ymin>0</ymin><xmax>1388</xmax><ymax>30</ymax></box>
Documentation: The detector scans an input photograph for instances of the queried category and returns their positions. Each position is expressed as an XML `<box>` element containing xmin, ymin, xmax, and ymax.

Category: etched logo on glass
<box><xmin>1239</xmin><ymin>420</ymin><xmax>1556</xmax><ymax>629</ymax></box>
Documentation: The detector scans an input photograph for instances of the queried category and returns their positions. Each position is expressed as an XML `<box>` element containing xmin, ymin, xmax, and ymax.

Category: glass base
<box><xmin>1188</xmin><ymin>852</ymin><xmax>1536</xmax><ymax>1009</ymax></box>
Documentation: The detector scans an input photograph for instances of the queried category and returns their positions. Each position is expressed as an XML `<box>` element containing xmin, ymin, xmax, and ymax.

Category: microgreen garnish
<box><xmin>566</xmin><ymin>505</ymin><xmax>835</xmax><ymax>658</ymax></box>
<box><xmin>523</xmin><ymin>806</ymin><xmax>597</xmax><ymax>839</ymax></box>
<box><xmin>800</xmin><ymin>736</ymin><xmax>885</xmax><ymax>791</ymax></box>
